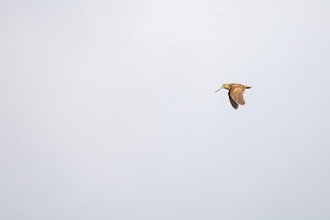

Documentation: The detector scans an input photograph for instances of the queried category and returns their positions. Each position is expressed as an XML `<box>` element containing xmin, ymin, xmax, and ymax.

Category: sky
<box><xmin>1</xmin><ymin>0</ymin><xmax>330</xmax><ymax>219</ymax></box>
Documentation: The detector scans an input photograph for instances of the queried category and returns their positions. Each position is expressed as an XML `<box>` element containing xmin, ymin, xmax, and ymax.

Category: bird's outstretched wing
<box><xmin>228</xmin><ymin>91</ymin><xmax>239</xmax><ymax>109</ymax></box>
<box><xmin>230</xmin><ymin>86</ymin><xmax>245</xmax><ymax>105</ymax></box>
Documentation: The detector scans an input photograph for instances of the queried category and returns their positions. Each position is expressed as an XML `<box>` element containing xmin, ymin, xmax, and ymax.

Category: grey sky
<box><xmin>1</xmin><ymin>0</ymin><xmax>330</xmax><ymax>219</ymax></box>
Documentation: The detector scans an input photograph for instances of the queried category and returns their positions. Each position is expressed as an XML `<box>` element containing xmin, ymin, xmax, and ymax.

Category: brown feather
<box><xmin>237</xmin><ymin>90</ymin><xmax>246</xmax><ymax>105</ymax></box>
<box><xmin>228</xmin><ymin>92</ymin><xmax>239</xmax><ymax>109</ymax></box>
<box><xmin>229</xmin><ymin>86</ymin><xmax>245</xmax><ymax>105</ymax></box>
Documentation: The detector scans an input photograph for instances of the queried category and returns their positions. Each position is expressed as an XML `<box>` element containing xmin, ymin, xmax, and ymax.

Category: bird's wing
<box><xmin>230</xmin><ymin>87</ymin><xmax>245</xmax><ymax>105</ymax></box>
<box><xmin>237</xmin><ymin>90</ymin><xmax>246</xmax><ymax>105</ymax></box>
<box><xmin>228</xmin><ymin>91</ymin><xmax>239</xmax><ymax>109</ymax></box>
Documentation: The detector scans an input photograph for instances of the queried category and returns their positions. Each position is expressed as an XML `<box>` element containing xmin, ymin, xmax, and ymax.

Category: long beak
<box><xmin>215</xmin><ymin>86</ymin><xmax>223</xmax><ymax>93</ymax></box>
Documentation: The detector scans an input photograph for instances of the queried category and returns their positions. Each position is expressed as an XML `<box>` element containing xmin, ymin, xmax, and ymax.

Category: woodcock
<box><xmin>215</xmin><ymin>83</ymin><xmax>252</xmax><ymax>109</ymax></box>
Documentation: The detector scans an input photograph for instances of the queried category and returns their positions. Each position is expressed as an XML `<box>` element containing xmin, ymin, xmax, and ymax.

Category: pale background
<box><xmin>1</xmin><ymin>0</ymin><xmax>330</xmax><ymax>219</ymax></box>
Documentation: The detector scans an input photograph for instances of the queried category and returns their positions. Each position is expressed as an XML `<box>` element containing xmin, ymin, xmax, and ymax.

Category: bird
<box><xmin>215</xmin><ymin>83</ymin><xmax>252</xmax><ymax>109</ymax></box>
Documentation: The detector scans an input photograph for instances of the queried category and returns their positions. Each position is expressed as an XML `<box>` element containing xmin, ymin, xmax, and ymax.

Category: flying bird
<box><xmin>215</xmin><ymin>83</ymin><xmax>252</xmax><ymax>109</ymax></box>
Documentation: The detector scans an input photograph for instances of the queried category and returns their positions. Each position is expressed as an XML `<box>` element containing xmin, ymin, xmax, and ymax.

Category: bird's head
<box><xmin>215</xmin><ymin>83</ymin><xmax>230</xmax><ymax>93</ymax></box>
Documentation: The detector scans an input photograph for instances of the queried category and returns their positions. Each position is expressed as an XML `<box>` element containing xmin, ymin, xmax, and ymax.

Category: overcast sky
<box><xmin>1</xmin><ymin>0</ymin><xmax>330</xmax><ymax>219</ymax></box>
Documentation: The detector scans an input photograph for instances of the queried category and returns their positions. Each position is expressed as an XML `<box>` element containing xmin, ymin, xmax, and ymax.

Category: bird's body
<box><xmin>215</xmin><ymin>83</ymin><xmax>252</xmax><ymax>109</ymax></box>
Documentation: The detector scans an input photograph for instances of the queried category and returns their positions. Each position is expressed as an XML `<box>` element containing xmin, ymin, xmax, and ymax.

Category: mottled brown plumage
<box><xmin>215</xmin><ymin>83</ymin><xmax>252</xmax><ymax>109</ymax></box>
